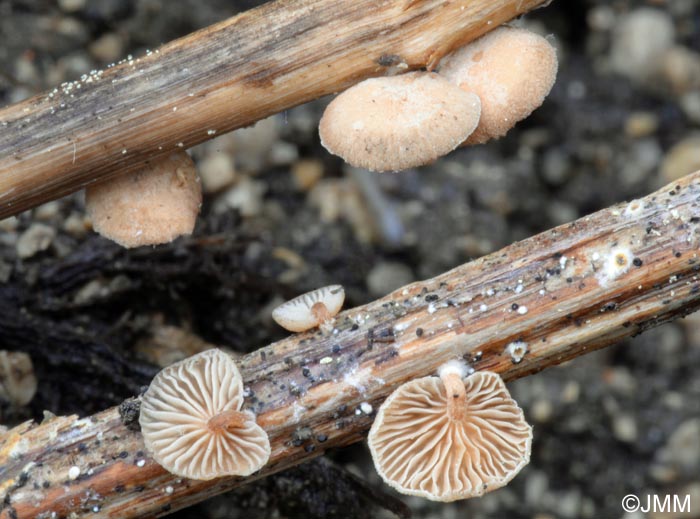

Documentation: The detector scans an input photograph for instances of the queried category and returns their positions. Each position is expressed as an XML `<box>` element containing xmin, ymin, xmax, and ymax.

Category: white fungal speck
<box><xmin>428</xmin><ymin>303</ymin><xmax>437</xmax><ymax>314</ymax></box>
<box><xmin>68</xmin><ymin>466</ymin><xmax>80</xmax><ymax>480</ymax></box>
<box><xmin>597</xmin><ymin>247</ymin><xmax>634</xmax><ymax>286</ymax></box>
<box><xmin>592</xmin><ymin>252</ymin><xmax>600</xmax><ymax>261</ymax></box>
<box><xmin>559</xmin><ymin>255</ymin><xmax>568</xmax><ymax>269</ymax></box>
<box><xmin>165</xmin><ymin>486</ymin><xmax>174</xmax><ymax>495</ymax></box>
<box><xmin>479</xmin><ymin>304</ymin><xmax>488</xmax><ymax>312</ymax></box>
<box><xmin>136</xmin><ymin>459</ymin><xmax>146</xmax><ymax>467</ymax></box>
<box><xmin>514</xmin><ymin>283</ymin><xmax>524</xmax><ymax>294</ymax></box>
<box><xmin>624</xmin><ymin>200</ymin><xmax>644</xmax><ymax>217</ymax></box>
<box><xmin>438</xmin><ymin>359</ymin><xmax>469</xmax><ymax>379</ymax></box>
<box><xmin>393</xmin><ymin>322</ymin><xmax>410</xmax><ymax>333</ymax></box>
<box><xmin>320</xmin><ymin>356</ymin><xmax>333</xmax><ymax>364</ymax></box>
<box><xmin>506</xmin><ymin>341</ymin><xmax>529</xmax><ymax>364</ymax></box>
<box><xmin>517</xmin><ymin>306</ymin><xmax>528</xmax><ymax>315</ymax></box>
<box><xmin>360</xmin><ymin>402</ymin><xmax>373</xmax><ymax>414</ymax></box>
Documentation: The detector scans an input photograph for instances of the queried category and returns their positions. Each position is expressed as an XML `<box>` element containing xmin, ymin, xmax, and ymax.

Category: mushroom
<box><xmin>272</xmin><ymin>285</ymin><xmax>345</xmax><ymax>333</ymax></box>
<box><xmin>139</xmin><ymin>349</ymin><xmax>270</xmax><ymax>480</ymax></box>
<box><xmin>319</xmin><ymin>72</ymin><xmax>481</xmax><ymax>172</ymax></box>
<box><xmin>368</xmin><ymin>363</ymin><xmax>532</xmax><ymax>501</ymax></box>
<box><xmin>85</xmin><ymin>150</ymin><xmax>202</xmax><ymax>248</ymax></box>
<box><xmin>439</xmin><ymin>26</ymin><xmax>558</xmax><ymax>145</ymax></box>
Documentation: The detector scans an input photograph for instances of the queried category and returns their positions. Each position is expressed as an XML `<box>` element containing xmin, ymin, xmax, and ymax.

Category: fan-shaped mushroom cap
<box><xmin>319</xmin><ymin>72</ymin><xmax>481</xmax><ymax>172</ymax></box>
<box><xmin>139</xmin><ymin>349</ymin><xmax>270</xmax><ymax>480</ymax></box>
<box><xmin>272</xmin><ymin>285</ymin><xmax>345</xmax><ymax>332</ymax></box>
<box><xmin>85</xmin><ymin>150</ymin><xmax>202</xmax><ymax>248</ymax></box>
<box><xmin>368</xmin><ymin>370</ymin><xmax>532</xmax><ymax>502</ymax></box>
<box><xmin>439</xmin><ymin>26</ymin><xmax>558</xmax><ymax>145</ymax></box>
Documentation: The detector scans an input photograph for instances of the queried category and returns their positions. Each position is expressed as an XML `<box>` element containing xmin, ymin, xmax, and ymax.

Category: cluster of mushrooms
<box><xmin>135</xmin><ymin>23</ymin><xmax>555</xmax><ymax>503</ymax></box>
<box><xmin>319</xmin><ymin>26</ymin><xmax>558</xmax><ymax>171</ymax></box>
<box><xmin>140</xmin><ymin>284</ymin><xmax>533</xmax><ymax>502</ymax></box>
<box><xmin>83</xmin><ymin>25</ymin><xmax>557</xmax><ymax>249</ymax></box>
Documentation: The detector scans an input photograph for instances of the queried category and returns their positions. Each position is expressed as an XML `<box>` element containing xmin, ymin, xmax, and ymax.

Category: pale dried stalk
<box><xmin>0</xmin><ymin>0</ymin><xmax>549</xmax><ymax>219</ymax></box>
<box><xmin>3</xmin><ymin>170</ymin><xmax>700</xmax><ymax>518</ymax></box>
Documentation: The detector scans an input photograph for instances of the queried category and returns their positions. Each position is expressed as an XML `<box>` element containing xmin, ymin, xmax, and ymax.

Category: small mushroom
<box><xmin>85</xmin><ymin>150</ymin><xmax>202</xmax><ymax>248</ymax></box>
<box><xmin>319</xmin><ymin>72</ymin><xmax>481</xmax><ymax>172</ymax></box>
<box><xmin>139</xmin><ymin>349</ymin><xmax>270</xmax><ymax>480</ymax></box>
<box><xmin>439</xmin><ymin>26</ymin><xmax>558</xmax><ymax>145</ymax></box>
<box><xmin>368</xmin><ymin>364</ymin><xmax>532</xmax><ymax>501</ymax></box>
<box><xmin>272</xmin><ymin>285</ymin><xmax>345</xmax><ymax>333</ymax></box>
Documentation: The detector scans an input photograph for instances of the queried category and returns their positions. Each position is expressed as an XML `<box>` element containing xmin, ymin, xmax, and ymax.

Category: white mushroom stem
<box><xmin>207</xmin><ymin>410</ymin><xmax>250</xmax><ymax>432</ymax></box>
<box><xmin>441</xmin><ymin>372</ymin><xmax>467</xmax><ymax>422</ymax></box>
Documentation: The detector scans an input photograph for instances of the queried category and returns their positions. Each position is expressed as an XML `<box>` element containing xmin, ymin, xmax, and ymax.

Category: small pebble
<box><xmin>292</xmin><ymin>159</ymin><xmax>324</xmax><ymax>191</ymax></box>
<box><xmin>367</xmin><ymin>262</ymin><xmax>414</xmax><ymax>297</ymax></box>
<box><xmin>198</xmin><ymin>154</ymin><xmax>236</xmax><ymax>194</ymax></box>
<box><xmin>661</xmin><ymin>135</ymin><xmax>700</xmax><ymax>182</ymax></box>
<box><xmin>610</xmin><ymin>8</ymin><xmax>675</xmax><ymax>84</ymax></box>
<box><xmin>612</xmin><ymin>413</ymin><xmax>638</xmax><ymax>443</ymax></box>
<box><xmin>16</xmin><ymin>223</ymin><xmax>56</xmax><ymax>259</ymax></box>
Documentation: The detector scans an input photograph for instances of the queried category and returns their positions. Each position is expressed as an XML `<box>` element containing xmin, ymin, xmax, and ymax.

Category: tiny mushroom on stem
<box><xmin>272</xmin><ymin>285</ymin><xmax>345</xmax><ymax>333</ymax></box>
<box><xmin>139</xmin><ymin>349</ymin><xmax>270</xmax><ymax>480</ymax></box>
<box><xmin>439</xmin><ymin>26</ymin><xmax>558</xmax><ymax>145</ymax></box>
<box><xmin>368</xmin><ymin>362</ymin><xmax>532</xmax><ymax>502</ymax></box>
<box><xmin>85</xmin><ymin>150</ymin><xmax>202</xmax><ymax>248</ymax></box>
<box><xmin>319</xmin><ymin>72</ymin><xmax>481</xmax><ymax>172</ymax></box>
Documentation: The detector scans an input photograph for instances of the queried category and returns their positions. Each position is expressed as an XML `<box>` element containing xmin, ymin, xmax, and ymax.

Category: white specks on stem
<box><xmin>68</xmin><ymin>466</ymin><xmax>80</xmax><ymax>480</ymax></box>
<box><xmin>506</xmin><ymin>341</ymin><xmax>529</xmax><ymax>364</ymax></box>
<box><xmin>595</xmin><ymin>247</ymin><xmax>634</xmax><ymax>286</ymax></box>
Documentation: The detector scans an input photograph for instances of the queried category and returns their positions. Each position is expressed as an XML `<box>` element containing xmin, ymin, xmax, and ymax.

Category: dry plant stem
<box><xmin>442</xmin><ymin>373</ymin><xmax>467</xmax><ymax>422</ymax></box>
<box><xmin>4</xmin><ymin>170</ymin><xmax>700</xmax><ymax>517</ymax></box>
<box><xmin>0</xmin><ymin>0</ymin><xmax>549</xmax><ymax>219</ymax></box>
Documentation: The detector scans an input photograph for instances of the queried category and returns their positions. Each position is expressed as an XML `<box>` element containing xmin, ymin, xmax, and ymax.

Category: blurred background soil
<box><xmin>1</xmin><ymin>0</ymin><xmax>699</xmax><ymax>518</ymax></box>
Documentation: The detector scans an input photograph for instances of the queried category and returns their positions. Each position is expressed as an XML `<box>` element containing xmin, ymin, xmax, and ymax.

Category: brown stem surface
<box><xmin>3</xmin><ymin>169</ymin><xmax>700</xmax><ymax>518</ymax></box>
<box><xmin>0</xmin><ymin>0</ymin><xmax>549</xmax><ymax>219</ymax></box>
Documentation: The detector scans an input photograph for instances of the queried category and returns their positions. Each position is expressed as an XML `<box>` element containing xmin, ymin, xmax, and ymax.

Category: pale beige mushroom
<box><xmin>368</xmin><ymin>364</ymin><xmax>532</xmax><ymax>501</ymax></box>
<box><xmin>139</xmin><ymin>349</ymin><xmax>270</xmax><ymax>480</ymax></box>
<box><xmin>439</xmin><ymin>26</ymin><xmax>558</xmax><ymax>145</ymax></box>
<box><xmin>319</xmin><ymin>72</ymin><xmax>481</xmax><ymax>172</ymax></box>
<box><xmin>272</xmin><ymin>285</ymin><xmax>345</xmax><ymax>333</ymax></box>
<box><xmin>85</xmin><ymin>150</ymin><xmax>202</xmax><ymax>248</ymax></box>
